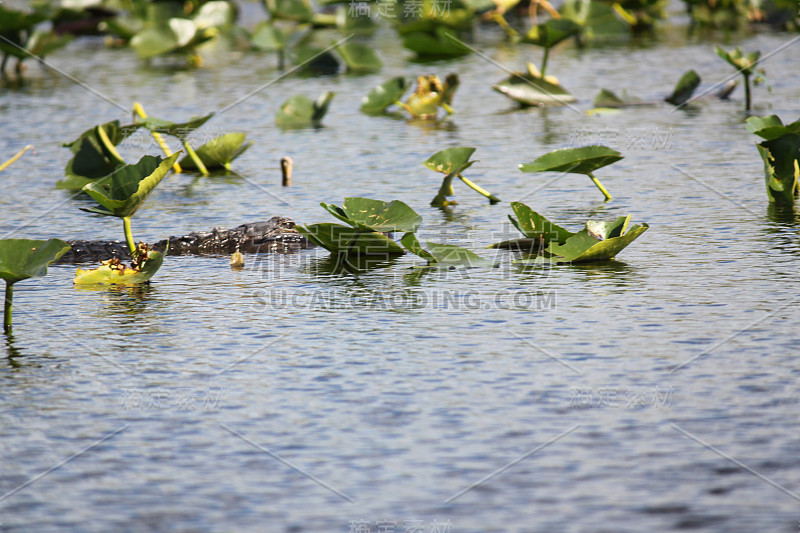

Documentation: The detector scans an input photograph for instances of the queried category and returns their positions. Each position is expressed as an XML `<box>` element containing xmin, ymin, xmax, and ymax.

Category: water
<box><xmin>1</xmin><ymin>9</ymin><xmax>800</xmax><ymax>532</ymax></box>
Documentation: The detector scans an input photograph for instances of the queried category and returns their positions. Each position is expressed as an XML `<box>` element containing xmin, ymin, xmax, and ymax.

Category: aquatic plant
<box><xmin>491</xmin><ymin>202</ymin><xmax>648</xmax><ymax>263</ymax></box>
<box><xmin>401</xmin><ymin>232</ymin><xmax>496</xmax><ymax>268</ymax></box>
<box><xmin>297</xmin><ymin>197</ymin><xmax>422</xmax><ymax>257</ymax></box>
<box><xmin>0</xmin><ymin>145</ymin><xmax>34</xmax><ymax>173</ymax></box>
<box><xmin>493</xmin><ymin>63</ymin><xmax>575</xmax><ymax>107</ymax></box>
<box><xmin>361</xmin><ymin>74</ymin><xmax>459</xmax><ymax>119</ymax></box>
<box><xmin>746</xmin><ymin>115</ymin><xmax>800</xmax><ymax>204</ymax></box>
<box><xmin>59</xmin><ymin>120</ymin><xmax>139</xmax><ymax>189</ymax></box>
<box><xmin>75</xmin><ymin>153</ymin><xmax>179</xmax><ymax>284</ymax></box>
<box><xmin>664</xmin><ymin>69</ymin><xmax>701</xmax><ymax>107</ymax></box>
<box><xmin>0</xmin><ymin>4</ymin><xmax>72</xmax><ymax>78</ymax></box>
<box><xmin>519</xmin><ymin>145</ymin><xmax>622</xmax><ymax>201</ymax></box>
<box><xmin>276</xmin><ymin>92</ymin><xmax>335</xmax><ymax>128</ymax></box>
<box><xmin>0</xmin><ymin>238</ymin><xmax>70</xmax><ymax>333</ymax></box>
<box><xmin>134</xmin><ymin>106</ymin><xmax>214</xmax><ymax>175</ymax></box>
<box><xmin>715</xmin><ymin>46</ymin><xmax>763</xmax><ymax>112</ymax></box>
<box><xmin>424</xmin><ymin>147</ymin><xmax>500</xmax><ymax>207</ymax></box>
<box><xmin>178</xmin><ymin>133</ymin><xmax>253</xmax><ymax>171</ymax></box>
<box><xmin>521</xmin><ymin>19</ymin><xmax>581</xmax><ymax>77</ymax></box>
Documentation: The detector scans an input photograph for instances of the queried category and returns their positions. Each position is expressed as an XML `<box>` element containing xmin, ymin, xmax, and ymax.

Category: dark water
<box><xmin>1</xmin><ymin>6</ymin><xmax>799</xmax><ymax>532</ymax></box>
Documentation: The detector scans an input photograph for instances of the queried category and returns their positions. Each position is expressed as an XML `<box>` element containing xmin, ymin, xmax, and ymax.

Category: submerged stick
<box><xmin>281</xmin><ymin>156</ymin><xmax>293</xmax><ymax>186</ymax></box>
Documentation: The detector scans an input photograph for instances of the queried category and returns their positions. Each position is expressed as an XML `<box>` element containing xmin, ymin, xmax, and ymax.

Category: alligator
<box><xmin>57</xmin><ymin>216</ymin><xmax>311</xmax><ymax>264</ymax></box>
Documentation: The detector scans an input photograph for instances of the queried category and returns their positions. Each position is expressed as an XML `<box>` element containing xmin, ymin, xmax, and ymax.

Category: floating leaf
<box><xmin>321</xmin><ymin>197</ymin><xmax>423</xmax><ymax>233</ymax></box>
<box><xmin>130</xmin><ymin>18</ymin><xmax>216</xmax><ymax>59</ymax></box>
<box><xmin>81</xmin><ymin>153</ymin><xmax>180</xmax><ymax>219</ymax></box>
<box><xmin>250</xmin><ymin>21</ymin><xmax>288</xmax><ymax>51</ymax></box>
<box><xmin>74</xmin><ymin>250</ymin><xmax>166</xmax><ymax>285</ymax></box>
<box><xmin>493</xmin><ymin>64</ymin><xmax>576</xmax><ymax>107</ymax></box>
<box><xmin>490</xmin><ymin>201</ymin><xmax>573</xmax><ymax>250</ymax></box>
<box><xmin>276</xmin><ymin>92</ymin><xmax>335</xmax><ymax>128</ymax></box>
<box><xmin>178</xmin><ymin>133</ymin><xmax>252</xmax><ymax>170</ymax></box>
<box><xmin>336</xmin><ymin>41</ymin><xmax>382</xmax><ymax>73</ymax></box>
<box><xmin>297</xmin><ymin>223</ymin><xmax>405</xmax><ymax>256</ymax></box>
<box><xmin>293</xmin><ymin>45</ymin><xmax>340</xmax><ymax>74</ymax></box>
<box><xmin>665</xmin><ymin>69</ymin><xmax>701</xmax><ymax>107</ymax></box>
<box><xmin>498</xmin><ymin>208</ymin><xmax>649</xmax><ymax>263</ymax></box>
<box><xmin>402</xmin><ymin>27</ymin><xmax>470</xmax><ymax>58</ymax></box>
<box><xmin>401</xmin><ymin>233</ymin><xmax>496</xmax><ymax>268</ymax></box>
<box><xmin>360</xmin><ymin>77</ymin><xmax>408</xmax><ymax>114</ymax></box>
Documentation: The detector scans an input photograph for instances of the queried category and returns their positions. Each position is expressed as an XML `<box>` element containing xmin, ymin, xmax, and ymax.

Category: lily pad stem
<box><xmin>133</xmin><ymin>102</ymin><xmax>182</xmax><ymax>174</ymax></box>
<box><xmin>182</xmin><ymin>140</ymin><xmax>209</xmax><ymax>176</ymax></box>
<box><xmin>0</xmin><ymin>145</ymin><xmax>33</xmax><ymax>173</ymax></box>
<box><xmin>588</xmin><ymin>172</ymin><xmax>613</xmax><ymax>201</ymax></box>
<box><xmin>458</xmin><ymin>174</ymin><xmax>501</xmax><ymax>204</ymax></box>
<box><xmin>123</xmin><ymin>217</ymin><xmax>137</xmax><ymax>258</ymax></box>
<box><xmin>743</xmin><ymin>72</ymin><xmax>751</xmax><ymax>112</ymax></box>
<box><xmin>3</xmin><ymin>283</ymin><xmax>12</xmax><ymax>334</ymax></box>
<box><xmin>541</xmin><ymin>48</ymin><xmax>550</xmax><ymax>78</ymax></box>
<box><xmin>96</xmin><ymin>126</ymin><xmax>126</xmax><ymax>165</ymax></box>
<box><xmin>431</xmin><ymin>173</ymin><xmax>457</xmax><ymax>206</ymax></box>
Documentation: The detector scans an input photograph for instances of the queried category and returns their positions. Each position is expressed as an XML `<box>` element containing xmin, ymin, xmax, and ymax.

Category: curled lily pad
<box><xmin>297</xmin><ymin>223</ymin><xmax>405</xmax><ymax>256</ymax></box>
<box><xmin>81</xmin><ymin>153</ymin><xmax>180</xmax><ymax>219</ymax></box>
<box><xmin>360</xmin><ymin>77</ymin><xmax>408</xmax><ymax>114</ymax></box>
<box><xmin>497</xmin><ymin>207</ymin><xmax>648</xmax><ymax>264</ymax></box>
<box><xmin>523</xmin><ymin>19</ymin><xmax>581</xmax><ymax>48</ymax></box>
<box><xmin>490</xmin><ymin>201</ymin><xmax>573</xmax><ymax>250</ymax></box>
<box><xmin>0</xmin><ymin>238</ymin><xmax>71</xmax><ymax>332</ymax></box>
<box><xmin>401</xmin><ymin>232</ymin><xmax>496</xmax><ymax>268</ymax></box>
<box><xmin>178</xmin><ymin>133</ymin><xmax>252</xmax><ymax>170</ymax></box>
<box><xmin>59</xmin><ymin>120</ymin><xmax>140</xmax><ymax>189</ymax></box>
<box><xmin>665</xmin><ymin>69</ymin><xmax>701</xmax><ymax>107</ymax></box>
<box><xmin>519</xmin><ymin>145</ymin><xmax>622</xmax><ymax>200</ymax></box>
<box><xmin>321</xmin><ymin>197</ymin><xmax>423</xmax><ymax>233</ymax></box>
<box><xmin>493</xmin><ymin>63</ymin><xmax>576</xmax><ymax>107</ymax></box>
<box><xmin>746</xmin><ymin>115</ymin><xmax>800</xmax><ymax>204</ymax></box>
<box><xmin>276</xmin><ymin>92</ymin><xmax>335</xmax><ymax>128</ymax></box>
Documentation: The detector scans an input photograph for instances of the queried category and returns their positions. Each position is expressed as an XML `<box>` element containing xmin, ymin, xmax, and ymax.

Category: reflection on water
<box><xmin>302</xmin><ymin>253</ymin><xmax>402</xmax><ymax>277</ymax></box>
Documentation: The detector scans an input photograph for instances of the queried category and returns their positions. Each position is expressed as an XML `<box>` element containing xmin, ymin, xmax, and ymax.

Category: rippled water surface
<box><xmin>1</xmin><ymin>5</ymin><xmax>800</xmax><ymax>532</ymax></box>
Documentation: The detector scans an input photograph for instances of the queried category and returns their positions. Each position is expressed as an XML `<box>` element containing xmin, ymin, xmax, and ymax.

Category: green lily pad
<box><xmin>424</xmin><ymin>146</ymin><xmax>476</xmax><ymax>176</ymax></box>
<box><xmin>250</xmin><ymin>21</ymin><xmax>288</xmax><ymax>51</ymax></box>
<box><xmin>490</xmin><ymin>202</ymin><xmax>573</xmax><ymax>250</ymax></box>
<box><xmin>756</xmin><ymin>138</ymin><xmax>800</xmax><ymax>205</ymax></box>
<box><xmin>715</xmin><ymin>46</ymin><xmax>760</xmax><ymax>74</ymax></box>
<box><xmin>401</xmin><ymin>232</ymin><xmax>496</xmax><ymax>268</ymax></box>
<box><xmin>561</xmin><ymin>0</ymin><xmax>631</xmax><ymax>41</ymax></box>
<box><xmin>336</xmin><ymin>41</ymin><xmax>382</xmax><ymax>73</ymax></box>
<box><xmin>0</xmin><ymin>239</ymin><xmax>71</xmax><ymax>285</ymax></box>
<box><xmin>402</xmin><ymin>27</ymin><xmax>470</xmax><ymax>58</ymax></box>
<box><xmin>193</xmin><ymin>0</ymin><xmax>236</xmax><ymax>29</ymax></box>
<box><xmin>665</xmin><ymin>69</ymin><xmax>701</xmax><ymax>106</ymax></box>
<box><xmin>276</xmin><ymin>92</ymin><xmax>335</xmax><ymax>128</ymax></box>
<box><xmin>81</xmin><ymin>153</ymin><xmax>180</xmax><ymax>219</ymax></box>
<box><xmin>73</xmin><ymin>249</ymin><xmax>167</xmax><ymax>285</ymax></box>
<box><xmin>263</xmin><ymin>0</ymin><xmax>315</xmax><ymax>22</ymax></box>
<box><xmin>297</xmin><ymin>223</ymin><xmax>405</xmax><ymax>256</ymax></box>
<box><xmin>593</xmin><ymin>88</ymin><xmax>645</xmax><ymax>108</ymax></box>
<box><xmin>136</xmin><ymin>113</ymin><xmax>214</xmax><ymax>142</ymax></box>
<box><xmin>59</xmin><ymin>120</ymin><xmax>140</xmax><ymax>188</ymax></box>
<box><xmin>293</xmin><ymin>45</ymin><xmax>340</xmax><ymax>74</ymax></box>
<box><xmin>130</xmin><ymin>18</ymin><xmax>216</xmax><ymax>59</ymax></box>
<box><xmin>523</xmin><ymin>18</ymin><xmax>581</xmax><ymax>48</ymax></box>
<box><xmin>360</xmin><ymin>77</ymin><xmax>408</xmax><ymax>114</ymax></box>
<box><xmin>519</xmin><ymin>145</ymin><xmax>623</xmax><ymax>174</ymax></box>
<box><xmin>493</xmin><ymin>64</ymin><xmax>576</xmax><ymax>107</ymax></box>
<box><xmin>178</xmin><ymin>133</ymin><xmax>252</xmax><ymax>170</ymax></box>
<box><xmin>746</xmin><ymin>115</ymin><xmax>800</xmax><ymax>141</ymax></box>
<box><xmin>321</xmin><ymin>197</ymin><xmax>423</xmax><ymax>233</ymax></box>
